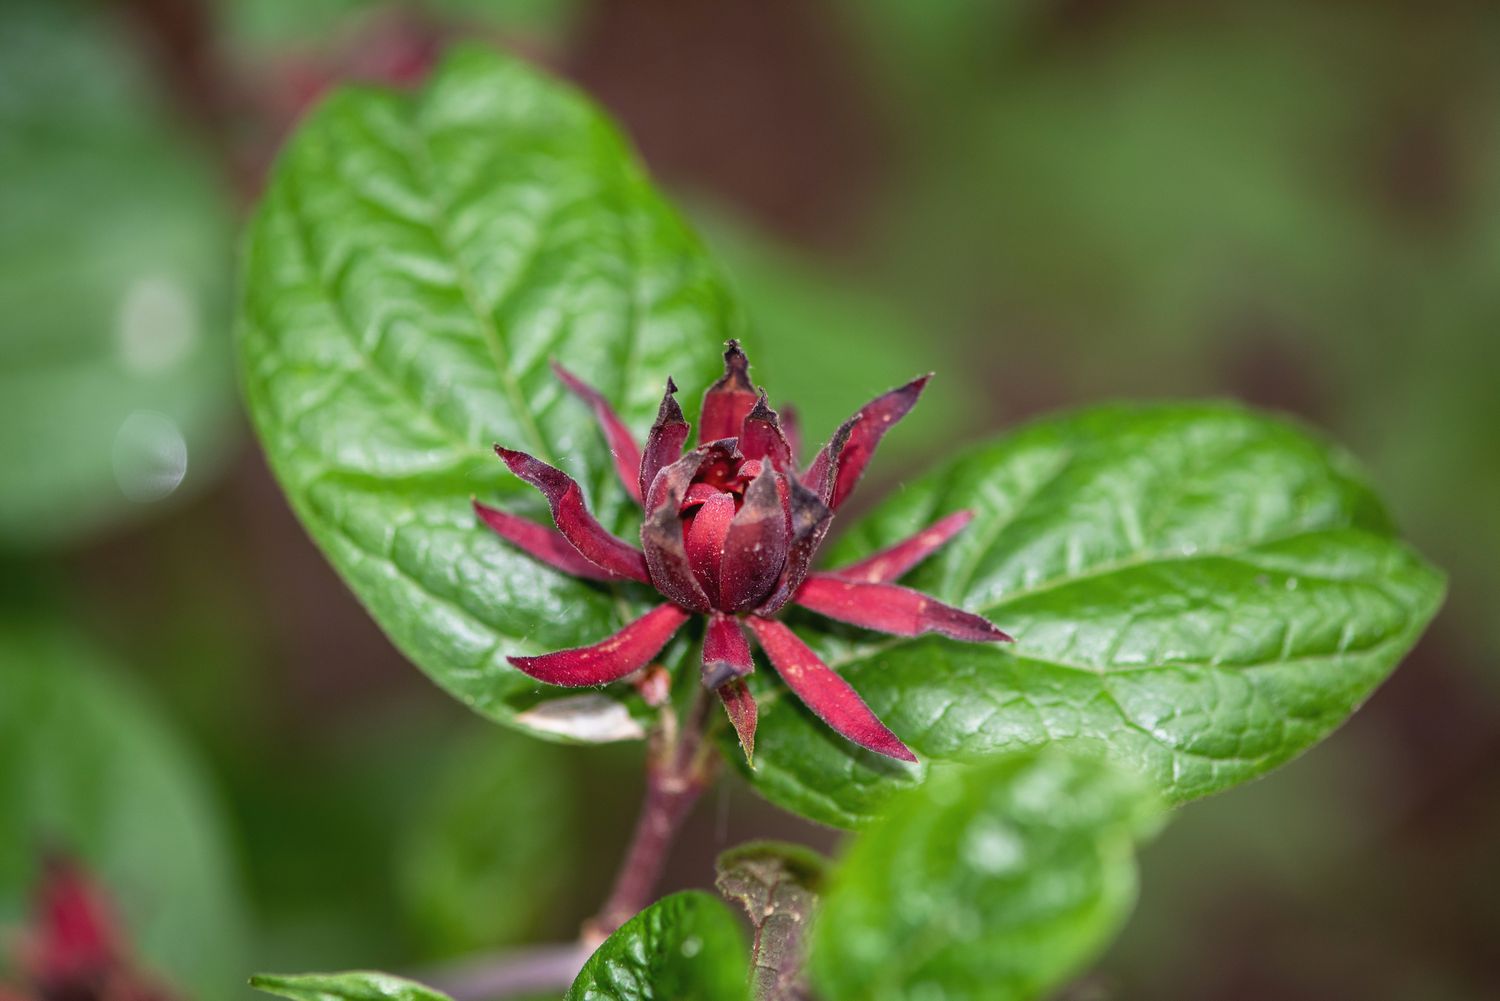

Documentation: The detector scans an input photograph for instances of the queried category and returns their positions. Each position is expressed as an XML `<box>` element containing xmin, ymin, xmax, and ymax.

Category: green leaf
<box><xmin>0</xmin><ymin>0</ymin><xmax>237</xmax><ymax>548</ymax></box>
<box><xmin>809</xmin><ymin>749</ymin><xmax>1162</xmax><ymax>1001</ymax></box>
<box><xmin>715</xmin><ymin>841</ymin><xmax>828</xmax><ymax>1001</ymax></box>
<box><xmin>744</xmin><ymin>403</ymin><xmax>1445</xmax><ymax>827</ymax></box>
<box><xmin>252</xmin><ymin>971</ymin><xmax>450</xmax><ymax>1001</ymax></box>
<box><xmin>0</xmin><ymin>618</ymin><xmax>248</xmax><ymax>1001</ymax></box>
<box><xmin>238</xmin><ymin>45</ymin><xmax>735</xmax><ymax>737</ymax></box>
<box><xmin>568</xmin><ymin>891</ymin><xmax>749</xmax><ymax>1001</ymax></box>
<box><xmin>398</xmin><ymin>728</ymin><xmax>580</xmax><ymax>955</ymax></box>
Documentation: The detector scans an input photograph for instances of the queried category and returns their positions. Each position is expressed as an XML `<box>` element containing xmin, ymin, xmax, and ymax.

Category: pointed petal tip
<box><xmin>721</xmin><ymin>340</ymin><xmax>751</xmax><ymax>381</ymax></box>
<box><xmin>665</xmin><ymin>375</ymin><xmax>678</xmax><ymax>394</ymax></box>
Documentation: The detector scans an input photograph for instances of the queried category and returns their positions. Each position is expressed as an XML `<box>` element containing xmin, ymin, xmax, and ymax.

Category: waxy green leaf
<box><xmin>715</xmin><ymin>841</ymin><xmax>828</xmax><ymax>1001</ymax></box>
<box><xmin>745</xmin><ymin>404</ymin><xmax>1444</xmax><ymax>827</ymax></box>
<box><xmin>567</xmin><ymin>891</ymin><xmax>749</xmax><ymax>1001</ymax></box>
<box><xmin>252</xmin><ymin>971</ymin><xmax>450</xmax><ymax>1001</ymax></box>
<box><xmin>238</xmin><ymin>46</ymin><xmax>734</xmax><ymax>737</ymax></box>
<box><xmin>810</xmin><ymin>749</ymin><xmax>1161</xmax><ymax>1001</ymax></box>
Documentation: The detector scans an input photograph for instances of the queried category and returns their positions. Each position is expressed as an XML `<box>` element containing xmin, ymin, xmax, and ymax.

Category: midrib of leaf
<box><xmin>277</xmin><ymin>163</ymin><xmax>476</xmax><ymax>465</ymax></box>
<box><xmin>740</xmin><ymin>523</ymin><xmax>1422</xmax><ymax>726</ymax></box>
<box><xmin>377</xmin><ymin>99</ymin><xmax>554</xmax><ymax>464</ymax></box>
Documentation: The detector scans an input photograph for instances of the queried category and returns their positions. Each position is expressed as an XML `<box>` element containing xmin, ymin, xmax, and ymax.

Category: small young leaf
<box><xmin>238</xmin><ymin>45</ymin><xmax>735</xmax><ymax>738</ymax></box>
<box><xmin>715</xmin><ymin>841</ymin><xmax>828</xmax><ymax>1001</ymax></box>
<box><xmin>744</xmin><ymin>403</ymin><xmax>1445</xmax><ymax>827</ymax></box>
<box><xmin>567</xmin><ymin>891</ymin><xmax>749</xmax><ymax>1001</ymax></box>
<box><xmin>809</xmin><ymin>749</ymin><xmax>1162</xmax><ymax>1001</ymax></box>
<box><xmin>252</xmin><ymin>971</ymin><xmax>451</xmax><ymax>1001</ymax></box>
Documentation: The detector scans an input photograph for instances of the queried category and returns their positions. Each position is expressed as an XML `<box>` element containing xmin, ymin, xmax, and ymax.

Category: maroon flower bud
<box><xmin>479</xmin><ymin>341</ymin><xmax>1011</xmax><ymax>763</ymax></box>
<box><xmin>5</xmin><ymin>855</ymin><xmax>176</xmax><ymax>1001</ymax></box>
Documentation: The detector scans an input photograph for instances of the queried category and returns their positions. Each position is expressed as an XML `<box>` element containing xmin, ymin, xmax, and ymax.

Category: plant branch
<box><xmin>587</xmin><ymin>684</ymin><xmax>719</xmax><ymax>940</ymax></box>
<box><xmin>419</xmin><ymin>942</ymin><xmax>593</xmax><ymax>1001</ymax></box>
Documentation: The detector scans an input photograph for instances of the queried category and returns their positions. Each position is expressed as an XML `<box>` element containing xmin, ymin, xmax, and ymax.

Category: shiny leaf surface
<box><xmin>745</xmin><ymin>404</ymin><xmax>1444</xmax><ymax>827</ymax></box>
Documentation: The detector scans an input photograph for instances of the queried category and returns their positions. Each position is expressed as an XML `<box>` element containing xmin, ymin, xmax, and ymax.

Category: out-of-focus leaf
<box><xmin>741</xmin><ymin>403</ymin><xmax>1444</xmax><ymax>827</ymax></box>
<box><xmin>0</xmin><ymin>619</ymin><xmax>247</xmax><ymax>1001</ymax></box>
<box><xmin>715</xmin><ymin>841</ymin><xmax>827</xmax><ymax>1001</ymax></box>
<box><xmin>809</xmin><ymin>749</ymin><xmax>1162</xmax><ymax>1001</ymax></box>
<box><xmin>252</xmin><ymin>971</ymin><xmax>449</xmax><ymax>1001</ymax></box>
<box><xmin>0</xmin><ymin>1</ymin><xmax>237</xmax><ymax>548</ymax></box>
<box><xmin>398</xmin><ymin>728</ymin><xmax>579</xmax><ymax>956</ymax></box>
<box><xmin>238</xmin><ymin>45</ymin><xmax>733</xmax><ymax>737</ymax></box>
<box><xmin>567</xmin><ymin>891</ymin><xmax>748</xmax><ymax>1001</ymax></box>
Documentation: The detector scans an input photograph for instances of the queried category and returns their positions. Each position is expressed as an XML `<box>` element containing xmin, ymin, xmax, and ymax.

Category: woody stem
<box><xmin>588</xmin><ymin>684</ymin><xmax>719</xmax><ymax>940</ymax></box>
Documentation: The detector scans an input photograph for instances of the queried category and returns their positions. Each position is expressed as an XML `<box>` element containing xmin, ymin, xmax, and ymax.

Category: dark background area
<box><xmin>2</xmin><ymin>1</ymin><xmax>1497</xmax><ymax>999</ymax></box>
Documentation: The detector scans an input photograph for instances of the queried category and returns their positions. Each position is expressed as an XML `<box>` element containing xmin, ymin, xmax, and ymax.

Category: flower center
<box><xmin>678</xmin><ymin>457</ymin><xmax>764</xmax><ymax>605</ymax></box>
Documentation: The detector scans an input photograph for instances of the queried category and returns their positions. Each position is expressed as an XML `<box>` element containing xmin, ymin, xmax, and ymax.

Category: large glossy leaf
<box><xmin>809</xmin><ymin>749</ymin><xmax>1162</xmax><ymax>1001</ymax></box>
<box><xmin>0</xmin><ymin>0</ymin><xmax>237</xmax><ymax>548</ymax></box>
<box><xmin>567</xmin><ymin>891</ymin><xmax>748</xmax><ymax>1001</ymax></box>
<box><xmin>744</xmin><ymin>403</ymin><xmax>1444</xmax><ymax>827</ymax></box>
<box><xmin>0</xmin><ymin>620</ymin><xmax>247</xmax><ymax>1001</ymax></box>
<box><xmin>238</xmin><ymin>45</ymin><xmax>734</xmax><ymax>737</ymax></box>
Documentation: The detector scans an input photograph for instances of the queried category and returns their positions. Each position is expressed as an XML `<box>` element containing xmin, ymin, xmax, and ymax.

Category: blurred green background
<box><xmin>1</xmin><ymin>1</ymin><xmax>1496</xmax><ymax>998</ymax></box>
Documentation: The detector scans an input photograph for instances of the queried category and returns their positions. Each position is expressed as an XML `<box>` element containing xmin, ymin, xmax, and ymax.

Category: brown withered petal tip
<box><xmin>477</xmin><ymin>344</ymin><xmax>1009</xmax><ymax>763</ymax></box>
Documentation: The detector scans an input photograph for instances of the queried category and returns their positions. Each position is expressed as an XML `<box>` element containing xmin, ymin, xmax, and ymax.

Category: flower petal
<box><xmin>794</xmin><ymin>574</ymin><xmax>1012</xmax><ymax>642</ymax></box>
<box><xmin>551</xmin><ymin>361</ymin><xmax>644</xmax><ymax>504</ymax></box>
<box><xmin>753</xmin><ymin>474</ymin><xmax>833</xmax><ymax>615</ymax></box>
<box><xmin>494</xmin><ymin>446</ymin><xmax>649</xmax><ymax>582</ymax></box>
<box><xmin>745</xmin><ymin>617</ymin><xmax>915</xmax><ymax>762</ymax></box>
<box><xmin>685</xmin><ymin>491</ymin><xmax>737</xmax><ymax>605</ymax></box>
<box><xmin>719</xmin><ymin>466</ymin><xmax>790</xmax><ymax>612</ymax></box>
<box><xmin>640</xmin><ymin>377</ymin><xmax>690</xmax><ymax>505</ymax></box>
<box><xmin>828</xmin><ymin>510</ymin><xmax>974</xmax><ymax>584</ymax></box>
<box><xmin>804</xmin><ymin>374</ymin><xmax>930</xmax><ymax>510</ymax></box>
<box><xmin>739</xmin><ymin>392</ymin><xmax>793</xmax><ymax>472</ymax></box>
<box><xmin>699</xmin><ymin>340</ymin><xmax>758</xmax><ymax>444</ymax></box>
<box><xmin>642</xmin><ymin>445</ymin><xmax>738</xmax><ymax>612</ymax></box>
<box><xmin>473</xmin><ymin>499</ymin><xmax>624</xmax><ymax>582</ymax></box>
<box><xmin>507</xmin><ymin>604</ymin><xmax>691</xmax><ymax>687</ymax></box>
<box><xmin>702</xmin><ymin>611</ymin><xmax>753</xmax><ymax>689</ymax></box>
<box><xmin>717</xmin><ymin>678</ymin><xmax>758</xmax><ymax>765</ymax></box>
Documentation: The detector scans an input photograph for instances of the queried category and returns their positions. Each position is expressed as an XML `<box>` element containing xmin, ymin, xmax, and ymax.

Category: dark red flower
<box><xmin>4</xmin><ymin>855</ymin><xmax>174</xmax><ymax>1001</ymax></box>
<box><xmin>476</xmin><ymin>342</ymin><xmax>1011</xmax><ymax>762</ymax></box>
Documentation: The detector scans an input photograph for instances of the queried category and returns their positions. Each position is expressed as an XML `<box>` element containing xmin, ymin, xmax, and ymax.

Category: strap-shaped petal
<box><xmin>804</xmin><ymin>374</ymin><xmax>929</xmax><ymax>510</ymax></box>
<box><xmin>794</xmin><ymin>574</ymin><xmax>1011</xmax><ymax>642</ymax></box>
<box><xmin>640</xmin><ymin>378</ymin><xmax>690</xmax><ymax>505</ymax></box>
<box><xmin>494</xmin><ymin>446</ymin><xmax>649</xmax><ymax>582</ymax></box>
<box><xmin>699</xmin><ymin>340</ymin><xmax>758</xmax><ymax>444</ymax></box>
<box><xmin>717</xmin><ymin>678</ymin><xmax>758</xmax><ymax>765</ymax></box>
<box><xmin>508</xmin><ymin>604</ymin><xmax>691</xmax><ymax>687</ymax></box>
<box><xmin>702</xmin><ymin>611</ymin><xmax>753</xmax><ymax>689</ymax></box>
<box><xmin>746</xmin><ymin>617</ymin><xmax>915</xmax><ymax>762</ymax></box>
<box><xmin>828</xmin><ymin>510</ymin><xmax>974</xmax><ymax>584</ymax></box>
<box><xmin>551</xmin><ymin>361</ymin><xmax>644</xmax><ymax>504</ymax></box>
<box><xmin>473</xmin><ymin>499</ymin><xmax>624</xmax><ymax>582</ymax></box>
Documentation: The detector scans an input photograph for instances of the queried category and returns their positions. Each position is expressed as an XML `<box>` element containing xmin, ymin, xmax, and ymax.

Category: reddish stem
<box><xmin>587</xmin><ymin>687</ymin><xmax>718</xmax><ymax>939</ymax></box>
